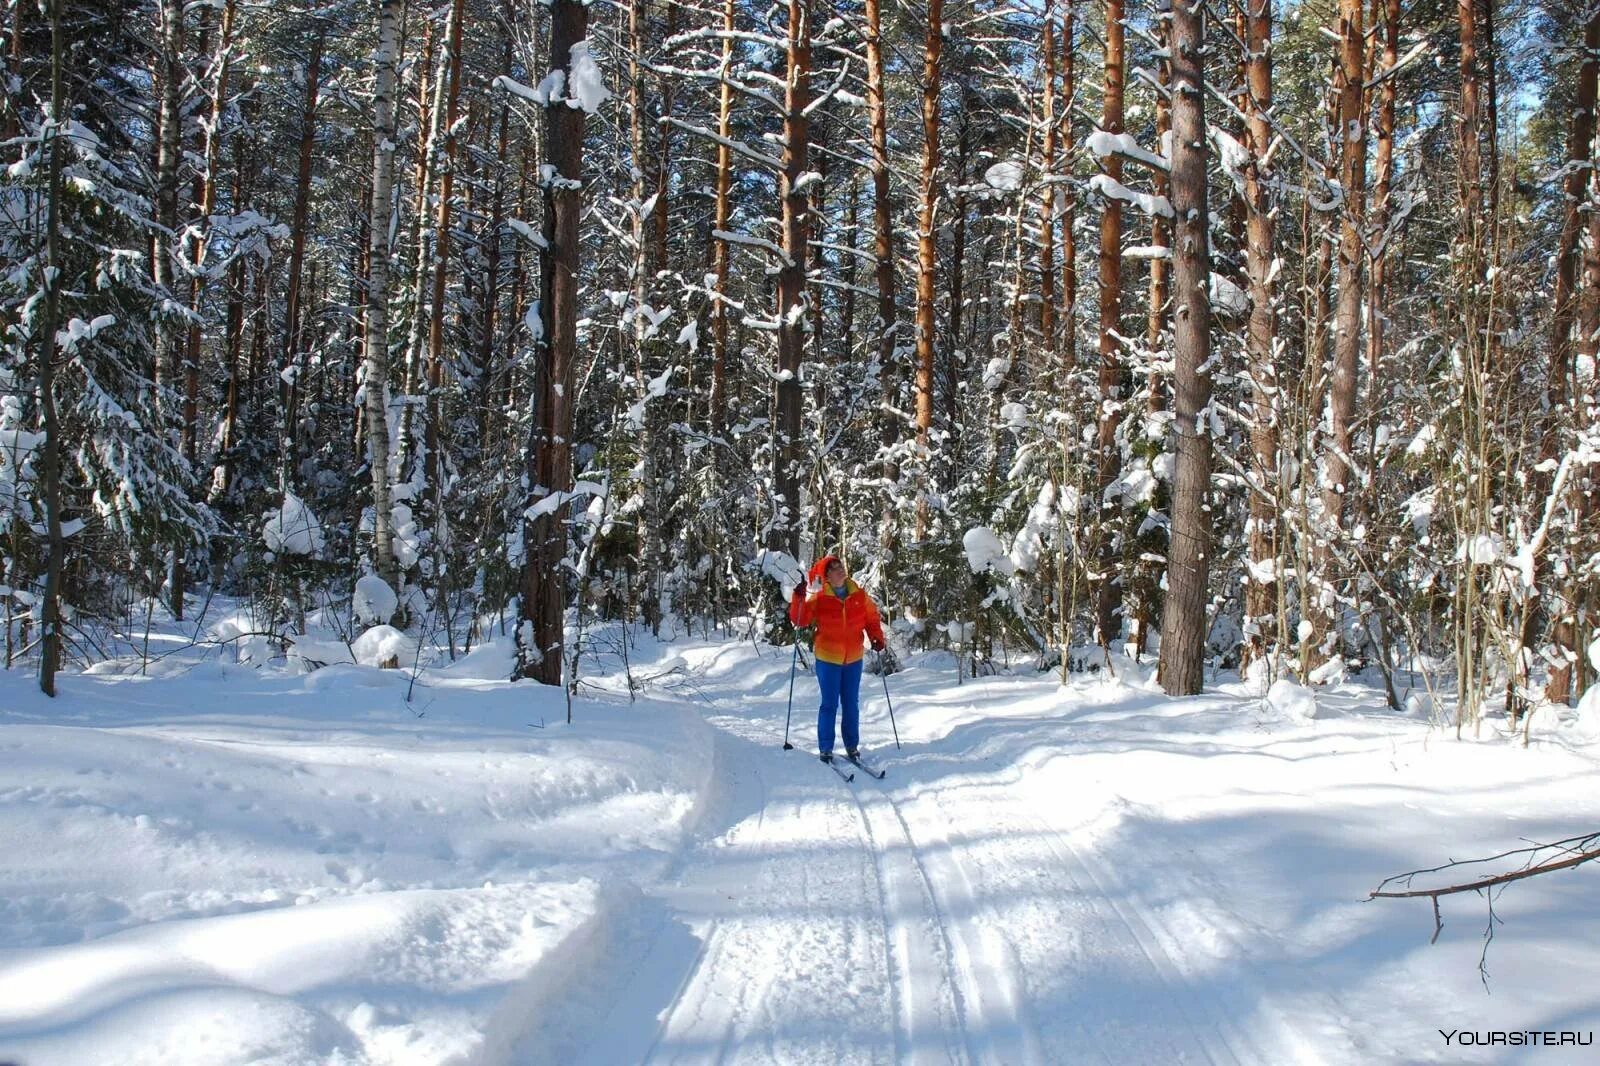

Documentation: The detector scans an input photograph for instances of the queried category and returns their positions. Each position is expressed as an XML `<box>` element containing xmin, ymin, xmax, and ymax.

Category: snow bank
<box><xmin>1266</xmin><ymin>677</ymin><xmax>1321</xmax><ymax>721</ymax></box>
<box><xmin>430</xmin><ymin>638</ymin><xmax>518</xmax><ymax>681</ymax></box>
<box><xmin>209</xmin><ymin>610</ymin><xmax>275</xmax><ymax>665</ymax></box>
<box><xmin>0</xmin><ymin>880</ymin><xmax>619</xmax><ymax>1066</ymax></box>
<box><xmin>0</xmin><ymin>656</ymin><xmax>714</xmax><ymax>1064</ymax></box>
<box><xmin>286</xmin><ymin>634</ymin><xmax>356</xmax><ymax>670</ymax></box>
<box><xmin>1571</xmin><ymin>637</ymin><xmax>1600</xmax><ymax>741</ymax></box>
<box><xmin>351</xmin><ymin>623</ymin><xmax>417</xmax><ymax>668</ymax></box>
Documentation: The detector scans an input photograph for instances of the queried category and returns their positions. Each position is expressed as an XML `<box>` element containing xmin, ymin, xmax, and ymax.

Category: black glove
<box><xmin>871</xmin><ymin>638</ymin><xmax>886</xmax><ymax>652</ymax></box>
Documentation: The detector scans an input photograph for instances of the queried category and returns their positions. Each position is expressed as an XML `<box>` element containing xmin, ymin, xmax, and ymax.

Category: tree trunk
<box><xmin>1363</xmin><ymin>0</ymin><xmax>1397</xmax><ymax>501</ymax></box>
<box><xmin>214</xmin><ymin>155</ymin><xmax>249</xmax><ymax>504</ymax></box>
<box><xmin>709</xmin><ymin>0</ymin><xmax>734</xmax><ymax>435</ymax></box>
<box><xmin>947</xmin><ymin>117</ymin><xmax>970</xmax><ymax>433</ymax></box>
<box><xmin>1060</xmin><ymin>1</ymin><xmax>1076</xmax><ymax>355</ymax></box>
<box><xmin>1240</xmin><ymin>0</ymin><xmax>1279</xmax><ymax>670</ymax></box>
<box><xmin>652</xmin><ymin>0</ymin><xmax>678</xmax><ymax>274</ymax></box>
<box><xmin>912</xmin><ymin>0</ymin><xmax>942</xmax><ymax>542</ymax></box>
<box><xmin>1145</xmin><ymin>50</ymin><xmax>1171</xmax><ymax>384</ymax></box>
<box><xmin>864</xmin><ymin>0</ymin><xmax>902</xmax><ymax>473</ymax></box>
<box><xmin>423</xmin><ymin>0</ymin><xmax>466</xmax><ymax>510</ymax></box>
<box><xmin>1093</xmin><ymin>0</ymin><xmax>1126</xmax><ymax>649</ymax></box>
<box><xmin>37</xmin><ymin>0</ymin><xmax>66</xmax><ymax>696</ymax></box>
<box><xmin>917</xmin><ymin>112</ymin><xmax>967</xmax><ymax>499</ymax></box>
<box><xmin>770</xmin><ymin>0</ymin><xmax>811</xmax><ymax>556</ymax></box>
<box><xmin>1459</xmin><ymin>0</ymin><xmax>1482</xmax><ymax>256</ymax></box>
<box><xmin>516</xmin><ymin>0</ymin><xmax>589</xmax><ymax>683</ymax></box>
<box><xmin>1038</xmin><ymin>0</ymin><xmax>1057</xmax><ymax>356</ymax></box>
<box><xmin>1578</xmin><ymin>175</ymin><xmax>1600</xmax><ymax>701</ymax></box>
<box><xmin>842</xmin><ymin>175</ymin><xmax>859</xmax><ymax>365</ymax></box>
<box><xmin>397</xmin><ymin>11</ymin><xmax>437</xmax><ymax>479</ymax></box>
<box><xmin>1127</xmin><ymin>48</ymin><xmax>1172</xmax><ymax>659</ymax></box>
<box><xmin>281</xmin><ymin>21</ymin><xmax>324</xmax><ymax>496</ymax></box>
<box><xmin>1158</xmin><ymin>0</ymin><xmax>1213</xmax><ymax>696</ymax></box>
<box><xmin>1548</xmin><ymin>7</ymin><xmax>1600</xmax><ymax>703</ymax></box>
<box><xmin>1</xmin><ymin>0</ymin><xmax>20</xmax><ymax>143</ymax></box>
<box><xmin>479</xmin><ymin>64</ymin><xmax>510</xmax><ymax>450</ymax></box>
<box><xmin>362</xmin><ymin>0</ymin><xmax>405</xmax><ymax>601</ymax></box>
<box><xmin>1310</xmin><ymin>0</ymin><xmax>1367</xmax><ymax>671</ymax></box>
<box><xmin>810</xmin><ymin>125</ymin><xmax>829</xmax><ymax>365</ymax></box>
<box><xmin>152</xmin><ymin>0</ymin><xmax>183</xmax><ymax>394</ymax></box>
<box><xmin>174</xmin><ymin>0</ymin><xmax>238</xmax><ymax>619</ymax></box>
<box><xmin>152</xmin><ymin>0</ymin><xmax>186</xmax><ymax>612</ymax></box>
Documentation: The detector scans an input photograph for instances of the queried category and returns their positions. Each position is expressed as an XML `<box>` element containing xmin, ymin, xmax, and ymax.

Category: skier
<box><xmin>789</xmin><ymin>555</ymin><xmax>887</xmax><ymax>763</ymax></box>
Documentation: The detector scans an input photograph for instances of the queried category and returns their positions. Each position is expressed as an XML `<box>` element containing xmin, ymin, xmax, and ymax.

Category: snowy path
<box><xmin>558</xmin><ymin>657</ymin><xmax>1291</xmax><ymax>1066</ymax></box>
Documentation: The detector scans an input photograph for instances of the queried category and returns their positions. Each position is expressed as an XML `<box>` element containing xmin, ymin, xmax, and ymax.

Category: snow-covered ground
<box><xmin>3</xmin><ymin>625</ymin><xmax>1600</xmax><ymax>1064</ymax></box>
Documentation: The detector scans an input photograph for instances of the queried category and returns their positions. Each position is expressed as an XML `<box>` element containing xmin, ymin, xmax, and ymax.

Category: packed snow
<box><xmin>567</xmin><ymin>42</ymin><xmax>611</xmax><ymax>115</ymax></box>
<box><xmin>1088</xmin><ymin>173</ymin><xmax>1176</xmax><ymax>219</ymax></box>
<box><xmin>352</xmin><ymin>574</ymin><xmax>398</xmax><ymax>628</ymax></box>
<box><xmin>263</xmin><ymin>493</ymin><xmax>327</xmax><ymax>558</ymax></box>
<box><xmin>4</xmin><ymin>620</ymin><xmax>1600</xmax><ymax>1064</ymax></box>
<box><xmin>983</xmin><ymin>160</ymin><xmax>1025</xmax><ymax>192</ymax></box>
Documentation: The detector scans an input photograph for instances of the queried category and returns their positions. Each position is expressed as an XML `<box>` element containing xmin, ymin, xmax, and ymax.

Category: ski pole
<box><xmin>782</xmin><ymin>639</ymin><xmax>798</xmax><ymax>750</ymax></box>
<box><xmin>880</xmin><ymin>668</ymin><xmax>901</xmax><ymax>750</ymax></box>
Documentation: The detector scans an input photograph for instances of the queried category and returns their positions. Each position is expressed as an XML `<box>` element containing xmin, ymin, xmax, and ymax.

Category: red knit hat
<box><xmin>809</xmin><ymin>555</ymin><xmax>842</xmax><ymax>583</ymax></box>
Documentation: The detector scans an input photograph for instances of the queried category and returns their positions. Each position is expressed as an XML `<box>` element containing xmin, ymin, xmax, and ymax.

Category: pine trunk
<box><xmin>1145</xmin><ymin>52</ymin><xmax>1171</xmax><ymax>383</ymax></box>
<box><xmin>1310</xmin><ymin>0</ymin><xmax>1366</xmax><ymax>672</ymax></box>
<box><xmin>281</xmin><ymin>22</ymin><xmax>325</xmax><ymax>495</ymax></box>
<box><xmin>1038</xmin><ymin>1</ymin><xmax>1057</xmax><ymax>355</ymax></box>
<box><xmin>516</xmin><ymin>0</ymin><xmax>588</xmax><ymax>683</ymax></box>
<box><xmin>652</xmin><ymin>0</ymin><xmax>677</xmax><ymax>273</ymax></box>
<box><xmin>1548</xmin><ymin>8</ymin><xmax>1600</xmax><ymax>702</ymax></box>
<box><xmin>37</xmin><ymin>0</ymin><xmax>66</xmax><ymax>696</ymax></box>
<box><xmin>1240</xmin><ymin>0</ymin><xmax>1279</xmax><ymax>669</ymax></box>
<box><xmin>710</xmin><ymin>0</ymin><xmax>734</xmax><ymax>434</ymax></box>
<box><xmin>865</xmin><ymin>0</ymin><xmax>899</xmax><ymax>483</ymax></box>
<box><xmin>912</xmin><ymin>0</ymin><xmax>942</xmax><ymax>542</ymax></box>
<box><xmin>770</xmin><ymin>0</ymin><xmax>811</xmax><ymax>556</ymax></box>
<box><xmin>479</xmin><ymin>71</ymin><xmax>510</xmax><ymax>450</ymax></box>
<box><xmin>174</xmin><ymin>0</ymin><xmax>237</xmax><ymax>620</ymax></box>
<box><xmin>1157</xmin><ymin>0</ymin><xmax>1213</xmax><ymax>697</ymax></box>
<box><xmin>152</xmin><ymin>0</ymin><xmax>183</xmax><ymax>394</ymax></box>
<box><xmin>1094</xmin><ymin>0</ymin><xmax>1126</xmax><ymax>649</ymax></box>
<box><xmin>1060</xmin><ymin>2</ymin><xmax>1076</xmax><ymax>352</ymax></box>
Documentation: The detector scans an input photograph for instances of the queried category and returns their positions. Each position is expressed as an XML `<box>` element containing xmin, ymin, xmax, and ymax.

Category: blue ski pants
<box><xmin>816</xmin><ymin>658</ymin><xmax>863</xmax><ymax>754</ymax></box>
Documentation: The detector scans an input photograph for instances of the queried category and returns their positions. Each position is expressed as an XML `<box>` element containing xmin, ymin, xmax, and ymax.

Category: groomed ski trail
<box><xmin>555</xmin><ymin>664</ymin><xmax>1290</xmax><ymax>1065</ymax></box>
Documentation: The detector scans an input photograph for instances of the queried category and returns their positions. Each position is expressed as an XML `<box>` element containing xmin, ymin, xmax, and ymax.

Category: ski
<box><xmin>845</xmin><ymin>755</ymin><xmax>886</xmax><ymax>779</ymax></box>
<box><xmin>821</xmin><ymin>757</ymin><xmax>855</xmax><ymax>782</ymax></box>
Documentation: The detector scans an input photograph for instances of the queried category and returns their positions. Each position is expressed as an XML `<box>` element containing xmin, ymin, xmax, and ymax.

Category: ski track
<box><xmin>880</xmin><ymin>788</ymin><xmax>1044</xmax><ymax>1066</ymax></box>
<box><xmin>637</xmin><ymin>721</ymin><xmax>896</xmax><ymax>1064</ymax></box>
<box><xmin>847</xmin><ymin>775</ymin><xmax>971</xmax><ymax>1066</ymax></box>
<box><xmin>907</xmin><ymin>705</ymin><xmax>1284</xmax><ymax>1065</ymax></box>
<box><xmin>563</xmin><ymin>678</ymin><xmax>1291</xmax><ymax>1065</ymax></box>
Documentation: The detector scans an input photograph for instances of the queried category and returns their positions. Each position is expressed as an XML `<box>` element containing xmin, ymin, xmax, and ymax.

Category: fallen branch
<box><xmin>1371</xmin><ymin>833</ymin><xmax>1600</xmax><ymax>906</ymax></box>
<box><xmin>1371</xmin><ymin>832</ymin><xmax>1600</xmax><ymax>986</ymax></box>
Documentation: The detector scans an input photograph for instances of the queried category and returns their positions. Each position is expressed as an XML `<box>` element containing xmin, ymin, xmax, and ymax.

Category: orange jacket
<box><xmin>789</xmin><ymin>556</ymin><xmax>886</xmax><ymax>665</ymax></box>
